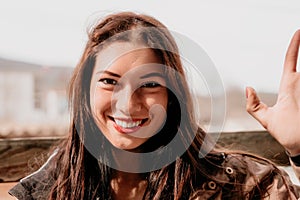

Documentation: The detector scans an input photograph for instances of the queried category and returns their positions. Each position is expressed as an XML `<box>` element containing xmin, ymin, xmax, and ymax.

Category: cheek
<box><xmin>91</xmin><ymin>90</ymin><xmax>112</xmax><ymax>114</ymax></box>
<box><xmin>145</xmin><ymin>92</ymin><xmax>168</xmax><ymax>111</ymax></box>
<box><xmin>159</xmin><ymin>89</ymin><xmax>168</xmax><ymax>109</ymax></box>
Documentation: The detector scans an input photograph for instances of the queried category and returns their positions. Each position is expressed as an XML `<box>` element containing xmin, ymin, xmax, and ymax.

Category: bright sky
<box><xmin>1</xmin><ymin>0</ymin><xmax>300</xmax><ymax>92</ymax></box>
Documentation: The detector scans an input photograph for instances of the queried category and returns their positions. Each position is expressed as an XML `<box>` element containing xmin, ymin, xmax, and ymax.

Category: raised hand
<box><xmin>246</xmin><ymin>30</ymin><xmax>300</xmax><ymax>156</ymax></box>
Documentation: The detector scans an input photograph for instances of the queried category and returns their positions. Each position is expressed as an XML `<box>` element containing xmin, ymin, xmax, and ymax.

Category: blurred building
<box><xmin>0</xmin><ymin>57</ymin><xmax>73</xmax><ymax>137</ymax></box>
<box><xmin>196</xmin><ymin>86</ymin><xmax>277</xmax><ymax>132</ymax></box>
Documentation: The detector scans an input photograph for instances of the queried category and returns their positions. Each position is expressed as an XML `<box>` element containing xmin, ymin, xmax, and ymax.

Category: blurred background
<box><xmin>0</xmin><ymin>1</ymin><xmax>300</xmax><ymax>198</ymax></box>
<box><xmin>1</xmin><ymin>0</ymin><xmax>300</xmax><ymax>137</ymax></box>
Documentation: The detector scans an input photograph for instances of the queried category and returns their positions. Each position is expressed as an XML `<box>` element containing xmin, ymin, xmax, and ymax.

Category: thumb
<box><xmin>245</xmin><ymin>87</ymin><xmax>269</xmax><ymax>128</ymax></box>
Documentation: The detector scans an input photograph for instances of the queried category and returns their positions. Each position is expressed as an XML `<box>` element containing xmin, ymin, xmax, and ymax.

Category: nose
<box><xmin>113</xmin><ymin>84</ymin><xmax>142</xmax><ymax>115</ymax></box>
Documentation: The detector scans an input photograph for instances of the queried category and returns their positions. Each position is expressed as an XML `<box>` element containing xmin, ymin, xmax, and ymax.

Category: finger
<box><xmin>284</xmin><ymin>29</ymin><xmax>300</xmax><ymax>74</ymax></box>
<box><xmin>245</xmin><ymin>87</ymin><xmax>269</xmax><ymax>128</ymax></box>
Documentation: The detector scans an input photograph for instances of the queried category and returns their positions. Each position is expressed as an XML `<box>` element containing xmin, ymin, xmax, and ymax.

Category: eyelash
<box><xmin>98</xmin><ymin>79</ymin><xmax>161</xmax><ymax>89</ymax></box>
<box><xmin>140</xmin><ymin>82</ymin><xmax>161</xmax><ymax>88</ymax></box>
<box><xmin>98</xmin><ymin>78</ymin><xmax>117</xmax><ymax>85</ymax></box>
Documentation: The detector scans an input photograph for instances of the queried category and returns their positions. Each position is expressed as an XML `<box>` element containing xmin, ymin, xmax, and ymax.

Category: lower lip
<box><xmin>113</xmin><ymin>122</ymin><xmax>142</xmax><ymax>134</ymax></box>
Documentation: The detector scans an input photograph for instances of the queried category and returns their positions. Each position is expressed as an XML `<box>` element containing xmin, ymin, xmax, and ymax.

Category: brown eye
<box><xmin>141</xmin><ymin>82</ymin><xmax>161</xmax><ymax>88</ymax></box>
<box><xmin>99</xmin><ymin>78</ymin><xmax>117</xmax><ymax>85</ymax></box>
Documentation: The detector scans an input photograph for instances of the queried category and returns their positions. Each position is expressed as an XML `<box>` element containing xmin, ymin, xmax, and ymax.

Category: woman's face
<box><xmin>90</xmin><ymin>42</ymin><xmax>168</xmax><ymax>150</ymax></box>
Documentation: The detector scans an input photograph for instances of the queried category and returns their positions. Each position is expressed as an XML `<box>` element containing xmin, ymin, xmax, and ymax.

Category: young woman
<box><xmin>9</xmin><ymin>12</ymin><xmax>300</xmax><ymax>199</ymax></box>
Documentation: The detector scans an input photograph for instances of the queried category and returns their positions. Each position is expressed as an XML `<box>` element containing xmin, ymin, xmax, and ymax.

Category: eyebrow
<box><xmin>140</xmin><ymin>72</ymin><xmax>165</xmax><ymax>79</ymax></box>
<box><xmin>96</xmin><ymin>70</ymin><xmax>164</xmax><ymax>79</ymax></box>
<box><xmin>96</xmin><ymin>70</ymin><xmax>121</xmax><ymax>78</ymax></box>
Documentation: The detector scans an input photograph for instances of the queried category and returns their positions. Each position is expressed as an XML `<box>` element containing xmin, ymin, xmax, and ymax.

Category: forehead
<box><xmin>94</xmin><ymin>42</ymin><xmax>162</xmax><ymax>72</ymax></box>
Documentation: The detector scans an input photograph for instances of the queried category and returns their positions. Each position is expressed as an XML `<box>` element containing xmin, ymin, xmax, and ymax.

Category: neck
<box><xmin>112</xmin><ymin>170</ymin><xmax>146</xmax><ymax>183</ymax></box>
<box><xmin>111</xmin><ymin>170</ymin><xmax>147</xmax><ymax>200</ymax></box>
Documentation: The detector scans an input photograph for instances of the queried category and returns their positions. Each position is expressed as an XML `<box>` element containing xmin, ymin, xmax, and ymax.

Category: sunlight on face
<box><xmin>90</xmin><ymin>42</ymin><xmax>168</xmax><ymax>150</ymax></box>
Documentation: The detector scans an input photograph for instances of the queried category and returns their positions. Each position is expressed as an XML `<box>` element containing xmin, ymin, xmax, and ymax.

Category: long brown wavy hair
<box><xmin>47</xmin><ymin>12</ymin><xmax>288</xmax><ymax>200</ymax></box>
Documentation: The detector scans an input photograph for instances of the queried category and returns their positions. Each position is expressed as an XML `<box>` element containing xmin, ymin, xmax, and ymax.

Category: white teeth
<box><xmin>114</xmin><ymin>119</ymin><xmax>142</xmax><ymax>128</ymax></box>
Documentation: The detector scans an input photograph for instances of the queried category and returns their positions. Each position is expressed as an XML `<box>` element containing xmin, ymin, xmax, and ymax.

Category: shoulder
<box><xmin>191</xmin><ymin>152</ymin><xmax>300</xmax><ymax>199</ymax></box>
<box><xmin>8</xmin><ymin>149</ymin><xmax>58</xmax><ymax>200</ymax></box>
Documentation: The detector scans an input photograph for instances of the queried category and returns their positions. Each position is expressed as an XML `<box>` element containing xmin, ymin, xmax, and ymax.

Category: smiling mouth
<box><xmin>108</xmin><ymin>116</ymin><xmax>148</xmax><ymax>133</ymax></box>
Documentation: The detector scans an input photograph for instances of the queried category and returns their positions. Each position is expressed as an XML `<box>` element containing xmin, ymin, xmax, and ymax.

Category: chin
<box><xmin>113</xmin><ymin>142</ymin><xmax>144</xmax><ymax>152</ymax></box>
